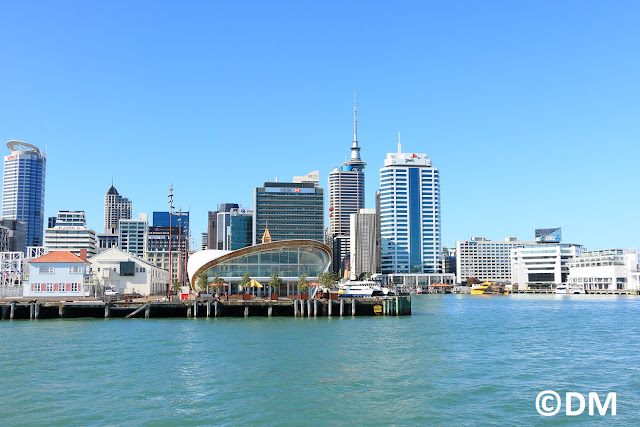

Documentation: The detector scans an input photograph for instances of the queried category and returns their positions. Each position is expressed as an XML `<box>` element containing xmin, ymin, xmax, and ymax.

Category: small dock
<box><xmin>0</xmin><ymin>296</ymin><xmax>411</xmax><ymax>320</ymax></box>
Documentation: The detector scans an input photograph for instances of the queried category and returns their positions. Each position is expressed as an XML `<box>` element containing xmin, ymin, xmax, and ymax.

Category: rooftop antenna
<box><xmin>353</xmin><ymin>91</ymin><xmax>358</xmax><ymax>144</ymax></box>
<box><xmin>398</xmin><ymin>132</ymin><xmax>402</xmax><ymax>154</ymax></box>
<box><xmin>349</xmin><ymin>91</ymin><xmax>364</xmax><ymax>165</ymax></box>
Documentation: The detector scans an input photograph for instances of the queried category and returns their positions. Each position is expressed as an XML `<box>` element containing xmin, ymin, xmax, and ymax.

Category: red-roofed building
<box><xmin>24</xmin><ymin>251</ymin><xmax>90</xmax><ymax>297</ymax></box>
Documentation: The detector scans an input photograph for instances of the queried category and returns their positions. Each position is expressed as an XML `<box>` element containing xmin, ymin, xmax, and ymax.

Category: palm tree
<box><xmin>240</xmin><ymin>272</ymin><xmax>251</xmax><ymax>294</ymax></box>
<box><xmin>211</xmin><ymin>274</ymin><xmax>225</xmax><ymax>294</ymax></box>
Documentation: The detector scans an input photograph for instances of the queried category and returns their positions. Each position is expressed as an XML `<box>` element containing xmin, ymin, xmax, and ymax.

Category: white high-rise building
<box><xmin>2</xmin><ymin>141</ymin><xmax>46</xmax><ymax>248</ymax></box>
<box><xmin>44</xmin><ymin>211</ymin><xmax>97</xmax><ymax>257</ymax></box>
<box><xmin>119</xmin><ymin>214</ymin><xmax>148</xmax><ymax>258</ymax></box>
<box><xmin>379</xmin><ymin>139</ymin><xmax>441</xmax><ymax>274</ymax></box>
<box><xmin>456</xmin><ymin>237</ymin><xmax>537</xmax><ymax>284</ymax></box>
<box><xmin>349</xmin><ymin>209</ymin><xmax>378</xmax><ymax>280</ymax></box>
<box><xmin>104</xmin><ymin>185</ymin><xmax>131</xmax><ymax>233</ymax></box>
<box><xmin>328</xmin><ymin>97</ymin><xmax>366</xmax><ymax>273</ymax></box>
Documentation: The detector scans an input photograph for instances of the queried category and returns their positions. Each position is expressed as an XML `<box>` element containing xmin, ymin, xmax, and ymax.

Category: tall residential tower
<box><xmin>2</xmin><ymin>141</ymin><xmax>46</xmax><ymax>248</ymax></box>
<box><xmin>104</xmin><ymin>185</ymin><xmax>132</xmax><ymax>233</ymax></box>
<box><xmin>328</xmin><ymin>97</ymin><xmax>366</xmax><ymax>274</ymax></box>
<box><xmin>379</xmin><ymin>139</ymin><xmax>441</xmax><ymax>274</ymax></box>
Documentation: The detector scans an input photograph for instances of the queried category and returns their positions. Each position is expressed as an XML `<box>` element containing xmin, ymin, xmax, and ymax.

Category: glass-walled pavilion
<box><xmin>187</xmin><ymin>240</ymin><xmax>332</xmax><ymax>294</ymax></box>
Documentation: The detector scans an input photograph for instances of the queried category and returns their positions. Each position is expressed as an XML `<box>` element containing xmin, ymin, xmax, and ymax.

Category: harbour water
<box><xmin>1</xmin><ymin>294</ymin><xmax>638</xmax><ymax>425</ymax></box>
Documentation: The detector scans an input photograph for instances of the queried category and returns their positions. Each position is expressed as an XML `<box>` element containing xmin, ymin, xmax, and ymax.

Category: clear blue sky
<box><xmin>1</xmin><ymin>0</ymin><xmax>639</xmax><ymax>250</ymax></box>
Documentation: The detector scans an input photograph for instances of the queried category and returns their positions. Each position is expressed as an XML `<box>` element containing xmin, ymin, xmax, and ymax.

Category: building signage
<box><xmin>265</xmin><ymin>187</ymin><xmax>315</xmax><ymax>194</ymax></box>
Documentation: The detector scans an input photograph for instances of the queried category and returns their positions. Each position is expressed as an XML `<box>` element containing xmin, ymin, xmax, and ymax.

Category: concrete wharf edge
<box><xmin>0</xmin><ymin>296</ymin><xmax>411</xmax><ymax>320</ymax></box>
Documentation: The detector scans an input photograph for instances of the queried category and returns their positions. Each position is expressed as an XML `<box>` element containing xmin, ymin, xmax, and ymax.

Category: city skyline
<box><xmin>1</xmin><ymin>1</ymin><xmax>639</xmax><ymax>251</ymax></box>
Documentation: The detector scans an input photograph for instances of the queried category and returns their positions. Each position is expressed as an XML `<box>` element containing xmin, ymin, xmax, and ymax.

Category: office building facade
<box><xmin>44</xmin><ymin>211</ymin><xmax>97</xmax><ymax>257</ymax></box>
<box><xmin>228</xmin><ymin>208</ymin><xmax>253</xmax><ymax>250</ymax></box>
<box><xmin>147</xmin><ymin>225</ymin><xmax>188</xmax><ymax>283</ymax></box>
<box><xmin>455</xmin><ymin>237</ymin><xmax>537</xmax><ymax>284</ymax></box>
<box><xmin>119</xmin><ymin>214</ymin><xmax>148</xmax><ymax>258</ymax></box>
<box><xmin>2</xmin><ymin>141</ymin><xmax>46</xmax><ymax>248</ymax></box>
<box><xmin>253</xmin><ymin>181</ymin><xmax>324</xmax><ymax>244</ymax></box>
<box><xmin>379</xmin><ymin>142</ymin><xmax>441</xmax><ymax>274</ymax></box>
<box><xmin>207</xmin><ymin>204</ymin><xmax>238</xmax><ymax>250</ymax></box>
<box><xmin>349</xmin><ymin>209</ymin><xmax>378</xmax><ymax>280</ymax></box>
<box><xmin>511</xmin><ymin>243</ymin><xmax>584</xmax><ymax>289</ymax></box>
<box><xmin>0</xmin><ymin>219</ymin><xmax>26</xmax><ymax>253</ymax></box>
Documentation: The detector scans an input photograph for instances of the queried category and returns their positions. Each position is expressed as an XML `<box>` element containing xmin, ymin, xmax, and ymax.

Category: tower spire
<box><xmin>398</xmin><ymin>132</ymin><xmax>402</xmax><ymax>154</ymax></box>
<box><xmin>348</xmin><ymin>92</ymin><xmax>366</xmax><ymax>169</ymax></box>
<box><xmin>353</xmin><ymin>91</ymin><xmax>358</xmax><ymax>145</ymax></box>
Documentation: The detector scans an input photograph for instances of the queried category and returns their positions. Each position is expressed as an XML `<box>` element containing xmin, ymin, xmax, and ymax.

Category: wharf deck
<box><xmin>0</xmin><ymin>296</ymin><xmax>411</xmax><ymax>320</ymax></box>
<box><xmin>510</xmin><ymin>289</ymin><xmax>638</xmax><ymax>295</ymax></box>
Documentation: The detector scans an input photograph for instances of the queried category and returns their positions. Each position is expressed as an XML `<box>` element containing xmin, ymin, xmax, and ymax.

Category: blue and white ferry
<box><xmin>337</xmin><ymin>281</ymin><xmax>394</xmax><ymax>297</ymax></box>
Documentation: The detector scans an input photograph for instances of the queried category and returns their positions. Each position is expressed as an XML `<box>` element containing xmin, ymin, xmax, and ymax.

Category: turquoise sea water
<box><xmin>1</xmin><ymin>295</ymin><xmax>638</xmax><ymax>426</ymax></box>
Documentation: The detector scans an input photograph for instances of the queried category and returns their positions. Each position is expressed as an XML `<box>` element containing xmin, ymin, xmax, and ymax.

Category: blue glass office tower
<box><xmin>2</xmin><ymin>141</ymin><xmax>46</xmax><ymax>248</ymax></box>
<box><xmin>153</xmin><ymin>211</ymin><xmax>189</xmax><ymax>233</ymax></box>
<box><xmin>379</xmin><ymin>142</ymin><xmax>441</xmax><ymax>273</ymax></box>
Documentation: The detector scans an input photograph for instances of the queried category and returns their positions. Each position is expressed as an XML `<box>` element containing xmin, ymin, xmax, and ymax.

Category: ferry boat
<box><xmin>470</xmin><ymin>281</ymin><xmax>506</xmax><ymax>295</ymax></box>
<box><xmin>555</xmin><ymin>284</ymin><xmax>585</xmax><ymax>294</ymax></box>
<box><xmin>470</xmin><ymin>282</ymin><xmax>492</xmax><ymax>295</ymax></box>
<box><xmin>337</xmin><ymin>281</ymin><xmax>394</xmax><ymax>297</ymax></box>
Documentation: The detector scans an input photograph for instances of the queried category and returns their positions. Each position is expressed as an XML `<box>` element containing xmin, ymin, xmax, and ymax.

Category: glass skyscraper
<box><xmin>253</xmin><ymin>181</ymin><xmax>324</xmax><ymax>244</ymax></box>
<box><xmin>2</xmin><ymin>141</ymin><xmax>46</xmax><ymax>248</ymax></box>
<box><xmin>379</xmin><ymin>142</ymin><xmax>441</xmax><ymax>274</ymax></box>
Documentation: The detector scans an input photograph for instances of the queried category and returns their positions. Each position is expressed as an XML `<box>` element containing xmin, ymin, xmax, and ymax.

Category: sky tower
<box><xmin>328</xmin><ymin>94</ymin><xmax>366</xmax><ymax>275</ymax></box>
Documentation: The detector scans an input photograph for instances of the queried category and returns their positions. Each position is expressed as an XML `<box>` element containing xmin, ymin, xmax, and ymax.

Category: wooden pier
<box><xmin>0</xmin><ymin>296</ymin><xmax>411</xmax><ymax>320</ymax></box>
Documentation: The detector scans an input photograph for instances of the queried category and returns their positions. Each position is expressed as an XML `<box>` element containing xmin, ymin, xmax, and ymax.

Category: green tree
<box><xmin>195</xmin><ymin>271</ymin><xmax>209</xmax><ymax>293</ymax></box>
<box><xmin>318</xmin><ymin>272</ymin><xmax>339</xmax><ymax>290</ymax></box>
<box><xmin>357</xmin><ymin>272</ymin><xmax>372</xmax><ymax>281</ymax></box>
<box><xmin>269</xmin><ymin>273</ymin><xmax>283</xmax><ymax>295</ymax></box>
<box><xmin>297</xmin><ymin>274</ymin><xmax>309</xmax><ymax>294</ymax></box>
<box><xmin>240</xmin><ymin>272</ymin><xmax>251</xmax><ymax>294</ymax></box>
<box><xmin>171</xmin><ymin>279</ymin><xmax>181</xmax><ymax>293</ymax></box>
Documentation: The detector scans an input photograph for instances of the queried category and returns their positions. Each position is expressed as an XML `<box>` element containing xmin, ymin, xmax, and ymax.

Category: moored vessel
<box><xmin>555</xmin><ymin>284</ymin><xmax>585</xmax><ymax>294</ymax></box>
<box><xmin>337</xmin><ymin>281</ymin><xmax>394</xmax><ymax>297</ymax></box>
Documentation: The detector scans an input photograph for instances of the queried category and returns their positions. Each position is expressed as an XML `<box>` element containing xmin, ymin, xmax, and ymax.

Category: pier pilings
<box><xmin>0</xmin><ymin>296</ymin><xmax>411</xmax><ymax>320</ymax></box>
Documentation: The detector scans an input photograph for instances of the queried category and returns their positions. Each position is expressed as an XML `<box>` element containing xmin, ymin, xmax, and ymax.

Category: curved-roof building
<box><xmin>187</xmin><ymin>239</ymin><xmax>332</xmax><ymax>294</ymax></box>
